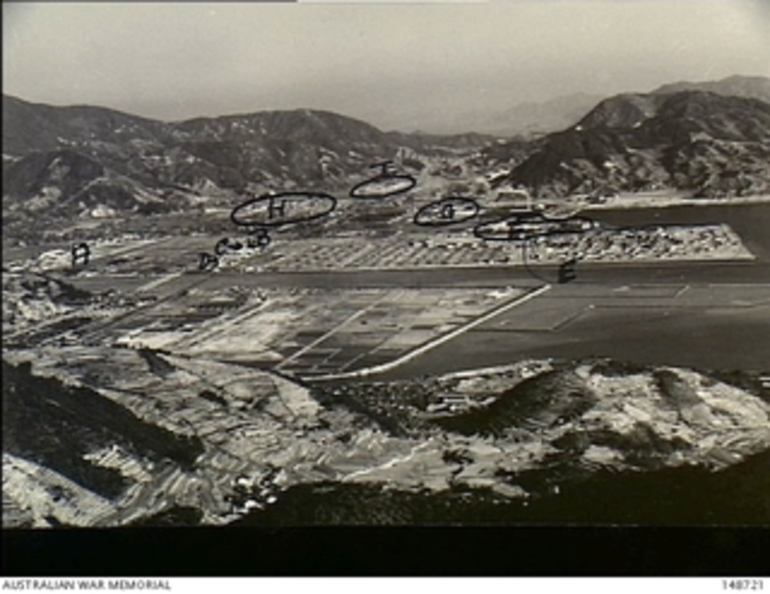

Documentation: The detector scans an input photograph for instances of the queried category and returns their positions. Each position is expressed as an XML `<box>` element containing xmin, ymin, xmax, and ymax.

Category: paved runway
<box><xmin>372</xmin><ymin>282</ymin><xmax>770</xmax><ymax>380</ymax></box>
<box><xmin>192</xmin><ymin>259</ymin><xmax>770</xmax><ymax>291</ymax></box>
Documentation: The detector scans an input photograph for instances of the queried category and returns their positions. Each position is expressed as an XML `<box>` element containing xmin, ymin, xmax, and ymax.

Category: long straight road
<box><xmin>192</xmin><ymin>259</ymin><xmax>770</xmax><ymax>292</ymax></box>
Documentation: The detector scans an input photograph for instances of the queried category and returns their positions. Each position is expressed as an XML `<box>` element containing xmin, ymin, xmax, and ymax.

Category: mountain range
<box><xmin>499</xmin><ymin>86</ymin><xmax>770</xmax><ymax>198</ymax></box>
<box><xmin>428</xmin><ymin>92</ymin><xmax>606</xmax><ymax>137</ymax></box>
<box><xmin>413</xmin><ymin>76</ymin><xmax>770</xmax><ymax>137</ymax></box>
<box><xmin>3</xmin><ymin>75</ymin><xmax>770</xmax><ymax>236</ymax></box>
<box><xmin>652</xmin><ymin>74</ymin><xmax>770</xmax><ymax>103</ymax></box>
<box><xmin>2</xmin><ymin>95</ymin><xmax>493</xmax><ymax>226</ymax></box>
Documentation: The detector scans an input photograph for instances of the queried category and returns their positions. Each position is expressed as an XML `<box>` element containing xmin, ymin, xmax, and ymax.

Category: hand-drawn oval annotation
<box><xmin>230</xmin><ymin>192</ymin><xmax>338</xmax><ymax>228</ymax></box>
<box><xmin>473</xmin><ymin>212</ymin><xmax>599</xmax><ymax>242</ymax></box>
<box><xmin>413</xmin><ymin>197</ymin><xmax>480</xmax><ymax>227</ymax></box>
<box><xmin>349</xmin><ymin>161</ymin><xmax>417</xmax><ymax>199</ymax></box>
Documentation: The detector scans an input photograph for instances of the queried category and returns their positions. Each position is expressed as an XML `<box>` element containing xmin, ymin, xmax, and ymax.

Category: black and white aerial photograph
<box><xmin>3</xmin><ymin>0</ymin><xmax>770</xmax><ymax>542</ymax></box>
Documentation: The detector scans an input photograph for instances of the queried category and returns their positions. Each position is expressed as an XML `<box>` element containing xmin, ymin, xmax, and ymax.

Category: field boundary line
<box><xmin>310</xmin><ymin>283</ymin><xmax>552</xmax><ymax>381</ymax></box>
<box><xmin>276</xmin><ymin>290</ymin><xmax>401</xmax><ymax>370</ymax></box>
<box><xmin>136</xmin><ymin>271</ymin><xmax>184</xmax><ymax>293</ymax></box>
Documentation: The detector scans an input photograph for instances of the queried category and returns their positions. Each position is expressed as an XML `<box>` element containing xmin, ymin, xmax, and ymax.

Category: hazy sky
<box><xmin>3</xmin><ymin>1</ymin><xmax>769</xmax><ymax>132</ymax></box>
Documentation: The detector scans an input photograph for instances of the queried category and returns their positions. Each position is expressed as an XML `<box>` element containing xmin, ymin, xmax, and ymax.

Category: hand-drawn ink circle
<box><xmin>473</xmin><ymin>213</ymin><xmax>598</xmax><ymax>242</ymax></box>
<box><xmin>349</xmin><ymin>174</ymin><xmax>416</xmax><ymax>199</ymax></box>
<box><xmin>231</xmin><ymin>192</ymin><xmax>337</xmax><ymax>228</ymax></box>
<box><xmin>413</xmin><ymin>197</ymin><xmax>480</xmax><ymax>227</ymax></box>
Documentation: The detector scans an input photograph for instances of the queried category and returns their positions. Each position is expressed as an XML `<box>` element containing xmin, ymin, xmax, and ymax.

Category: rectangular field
<box><xmin>108</xmin><ymin>286</ymin><xmax>527</xmax><ymax>378</ymax></box>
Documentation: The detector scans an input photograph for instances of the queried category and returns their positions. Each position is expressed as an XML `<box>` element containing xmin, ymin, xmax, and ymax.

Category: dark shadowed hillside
<box><xmin>2</xmin><ymin>95</ymin><xmax>172</xmax><ymax>155</ymax></box>
<box><xmin>232</xmin><ymin>446</ymin><xmax>770</xmax><ymax>525</ymax></box>
<box><xmin>2</xmin><ymin>95</ymin><xmax>493</xmax><ymax>235</ymax></box>
<box><xmin>501</xmin><ymin>90</ymin><xmax>770</xmax><ymax>198</ymax></box>
<box><xmin>435</xmin><ymin>369</ymin><xmax>597</xmax><ymax>437</ymax></box>
<box><xmin>2</xmin><ymin>360</ymin><xmax>204</xmax><ymax>499</ymax></box>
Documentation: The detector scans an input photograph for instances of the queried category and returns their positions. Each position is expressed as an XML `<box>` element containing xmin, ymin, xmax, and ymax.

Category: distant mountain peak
<box><xmin>652</xmin><ymin>74</ymin><xmax>770</xmax><ymax>104</ymax></box>
<box><xmin>501</xmin><ymin>88</ymin><xmax>770</xmax><ymax>199</ymax></box>
<box><xmin>2</xmin><ymin>94</ymin><xmax>495</xmax><ymax>239</ymax></box>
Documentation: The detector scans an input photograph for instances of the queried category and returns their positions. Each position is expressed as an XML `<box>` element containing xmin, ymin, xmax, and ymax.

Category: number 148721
<box><xmin>723</xmin><ymin>580</ymin><xmax>764</xmax><ymax>590</ymax></box>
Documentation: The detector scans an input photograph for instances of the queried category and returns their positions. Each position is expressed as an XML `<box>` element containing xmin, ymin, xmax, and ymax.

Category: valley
<box><xmin>3</xmin><ymin>76</ymin><xmax>770</xmax><ymax>528</ymax></box>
